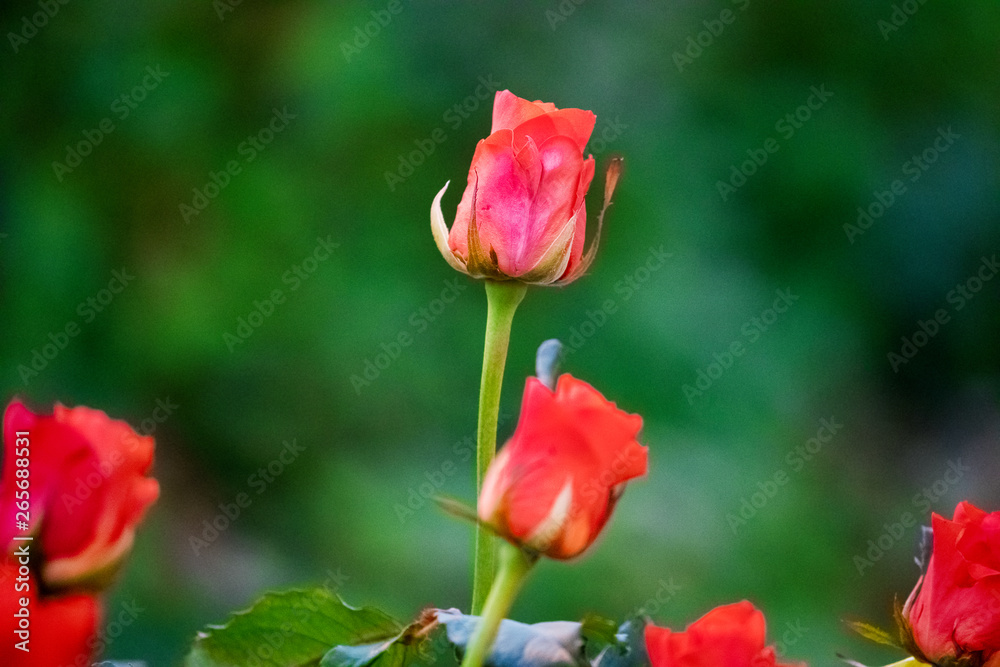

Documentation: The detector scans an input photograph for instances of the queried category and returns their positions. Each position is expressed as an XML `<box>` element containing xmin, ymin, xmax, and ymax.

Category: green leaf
<box><xmin>845</xmin><ymin>620</ymin><xmax>900</xmax><ymax>648</ymax></box>
<box><xmin>321</xmin><ymin>609</ymin><xmax>443</xmax><ymax>667</ymax></box>
<box><xmin>185</xmin><ymin>588</ymin><xmax>403</xmax><ymax>667</ymax></box>
<box><xmin>579</xmin><ymin>614</ymin><xmax>619</xmax><ymax>647</ymax></box>
<box><xmin>321</xmin><ymin>635</ymin><xmax>425</xmax><ymax>667</ymax></box>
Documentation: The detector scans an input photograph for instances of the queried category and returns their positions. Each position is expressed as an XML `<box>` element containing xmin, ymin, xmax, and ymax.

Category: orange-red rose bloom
<box><xmin>432</xmin><ymin>90</ymin><xmax>616</xmax><ymax>285</ymax></box>
<box><xmin>478</xmin><ymin>374</ymin><xmax>646</xmax><ymax>559</ymax></box>
<box><xmin>644</xmin><ymin>601</ymin><xmax>805</xmax><ymax>667</ymax></box>
<box><xmin>0</xmin><ymin>400</ymin><xmax>159</xmax><ymax>590</ymax></box>
<box><xmin>0</xmin><ymin>560</ymin><xmax>99</xmax><ymax>666</ymax></box>
<box><xmin>904</xmin><ymin>501</ymin><xmax>1000</xmax><ymax>665</ymax></box>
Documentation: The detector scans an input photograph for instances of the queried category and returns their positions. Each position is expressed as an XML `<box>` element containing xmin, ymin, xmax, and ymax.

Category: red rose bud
<box><xmin>432</xmin><ymin>90</ymin><xmax>621</xmax><ymax>285</ymax></box>
<box><xmin>0</xmin><ymin>559</ymin><xmax>99</xmax><ymax>665</ymax></box>
<box><xmin>645</xmin><ymin>601</ymin><xmax>806</xmax><ymax>667</ymax></box>
<box><xmin>0</xmin><ymin>400</ymin><xmax>159</xmax><ymax>591</ymax></box>
<box><xmin>904</xmin><ymin>501</ymin><xmax>1000</xmax><ymax>664</ymax></box>
<box><xmin>477</xmin><ymin>374</ymin><xmax>646</xmax><ymax>559</ymax></box>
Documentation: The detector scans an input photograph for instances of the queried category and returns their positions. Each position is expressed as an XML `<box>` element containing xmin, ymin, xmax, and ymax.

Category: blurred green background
<box><xmin>2</xmin><ymin>0</ymin><xmax>999</xmax><ymax>664</ymax></box>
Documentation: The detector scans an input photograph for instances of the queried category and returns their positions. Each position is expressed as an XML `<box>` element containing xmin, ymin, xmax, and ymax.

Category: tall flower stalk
<box><xmin>471</xmin><ymin>280</ymin><xmax>526</xmax><ymax>614</ymax></box>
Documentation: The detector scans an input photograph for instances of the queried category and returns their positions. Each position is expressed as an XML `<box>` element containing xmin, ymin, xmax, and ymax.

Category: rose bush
<box><xmin>432</xmin><ymin>90</ymin><xmax>619</xmax><ymax>285</ymax></box>
<box><xmin>477</xmin><ymin>373</ymin><xmax>646</xmax><ymax>559</ymax></box>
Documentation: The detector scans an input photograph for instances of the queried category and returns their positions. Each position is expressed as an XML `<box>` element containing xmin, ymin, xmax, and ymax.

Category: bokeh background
<box><xmin>2</xmin><ymin>1</ymin><xmax>999</xmax><ymax>664</ymax></box>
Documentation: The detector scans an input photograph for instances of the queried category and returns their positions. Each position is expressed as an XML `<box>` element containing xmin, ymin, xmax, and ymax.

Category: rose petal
<box><xmin>560</xmin><ymin>157</ymin><xmax>596</xmax><ymax>280</ymax></box>
<box><xmin>512</xmin><ymin>136</ymin><xmax>586</xmax><ymax>275</ymax></box>
<box><xmin>491</xmin><ymin>90</ymin><xmax>552</xmax><ymax>134</ymax></box>
<box><xmin>450</xmin><ymin>130</ymin><xmax>538</xmax><ymax>276</ymax></box>
<box><xmin>512</xmin><ymin>108</ymin><xmax>596</xmax><ymax>152</ymax></box>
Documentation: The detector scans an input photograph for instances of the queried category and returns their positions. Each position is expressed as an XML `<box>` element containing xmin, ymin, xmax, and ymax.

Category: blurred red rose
<box><xmin>904</xmin><ymin>500</ymin><xmax>1000</xmax><ymax>664</ymax></box>
<box><xmin>432</xmin><ymin>90</ymin><xmax>620</xmax><ymax>285</ymax></box>
<box><xmin>644</xmin><ymin>601</ymin><xmax>805</xmax><ymax>667</ymax></box>
<box><xmin>0</xmin><ymin>559</ymin><xmax>99</xmax><ymax>666</ymax></box>
<box><xmin>478</xmin><ymin>374</ymin><xmax>646</xmax><ymax>559</ymax></box>
<box><xmin>1</xmin><ymin>400</ymin><xmax>159</xmax><ymax>590</ymax></box>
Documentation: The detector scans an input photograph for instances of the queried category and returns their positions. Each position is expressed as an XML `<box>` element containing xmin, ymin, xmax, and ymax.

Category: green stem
<box><xmin>472</xmin><ymin>280</ymin><xmax>527</xmax><ymax>615</ymax></box>
<box><xmin>462</xmin><ymin>543</ymin><xmax>535</xmax><ymax>667</ymax></box>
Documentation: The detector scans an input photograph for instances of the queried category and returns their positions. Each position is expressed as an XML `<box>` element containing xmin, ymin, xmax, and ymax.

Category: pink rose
<box><xmin>432</xmin><ymin>90</ymin><xmax>620</xmax><ymax>285</ymax></box>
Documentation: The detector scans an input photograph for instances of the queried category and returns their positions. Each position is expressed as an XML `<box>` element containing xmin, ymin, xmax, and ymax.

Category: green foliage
<box><xmin>322</xmin><ymin>609</ymin><xmax>444</xmax><ymax>667</ymax></box>
<box><xmin>186</xmin><ymin>589</ymin><xmax>402</xmax><ymax>667</ymax></box>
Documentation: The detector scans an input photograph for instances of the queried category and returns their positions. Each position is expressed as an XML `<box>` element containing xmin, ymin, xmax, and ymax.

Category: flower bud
<box><xmin>478</xmin><ymin>374</ymin><xmax>646</xmax><ymax>559</ymax></box>
<box><xmin>903</xmin><ymin>501</ymin><xmax>1000</xmax><ymax>665</ymax></box>
<box><xmin>432</xmin><ymin>90</ymin><xmax>620</xmax><ymax>285</ymax></box>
